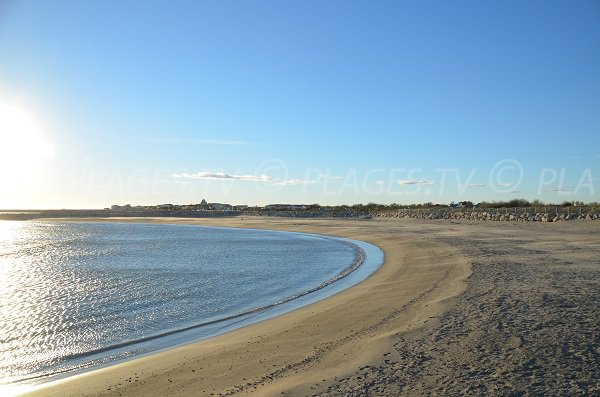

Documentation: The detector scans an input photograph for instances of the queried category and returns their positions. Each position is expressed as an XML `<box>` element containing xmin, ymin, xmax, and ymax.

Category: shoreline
<box><xmin>7</xmin><ymin>223</ymin><xmax>383</xmax><ymax>390</ymax></box>
<box><xmin>21</xmin><ymin>216</ymin><xmax>472</xmax><ymax>396</ymax></box>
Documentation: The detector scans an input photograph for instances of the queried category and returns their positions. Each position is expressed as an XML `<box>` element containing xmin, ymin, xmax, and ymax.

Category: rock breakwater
<box><xmin>376</xmin><ymin>208</ymin><xmax>599</xmax><ymax>222</ymax></box>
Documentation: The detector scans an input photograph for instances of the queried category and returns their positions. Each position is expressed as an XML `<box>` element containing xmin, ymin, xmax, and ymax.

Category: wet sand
<box><xmin>24</xmin><ymin>217</ymin><xmax>599</xmax><ymax>396</ymax></box>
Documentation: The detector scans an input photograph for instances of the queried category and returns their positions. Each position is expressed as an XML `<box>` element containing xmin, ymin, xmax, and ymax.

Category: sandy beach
<box><xmin>23</xmin><ymin>217</ymin><xmax>600</xmax><ymax>396</ymax></box>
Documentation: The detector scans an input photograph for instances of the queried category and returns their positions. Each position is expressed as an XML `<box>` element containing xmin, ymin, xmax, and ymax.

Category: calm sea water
<box><xmin>0</xmin><ymin>221</ymin><xmax>382</xmax><ymax>387</ymax></box>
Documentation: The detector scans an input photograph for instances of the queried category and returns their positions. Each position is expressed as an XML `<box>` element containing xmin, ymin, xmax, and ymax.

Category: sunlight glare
<box><xmin>0</xmin><ymin>101</ymin><xmax>55</xmax><ymax>186</ymax></box>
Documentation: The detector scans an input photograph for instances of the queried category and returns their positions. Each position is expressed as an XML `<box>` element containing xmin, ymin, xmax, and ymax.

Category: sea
<box><xmin>0</xmin><ymin>221</ymin><xmax>383</xmax><ymax>389</ymax></box>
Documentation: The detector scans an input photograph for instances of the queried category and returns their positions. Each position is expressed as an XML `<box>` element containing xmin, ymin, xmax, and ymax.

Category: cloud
<box><xmin>172</xmin><ymin>171</ymin><xmax>316</xmax><ymax>186</ymax></box>
<box><xmin>149</xmin><ymin>138</ymin><xmax>250</xmax><ymax>145</ymax></box>
<box><xmin>542</xmin><ymin>186</ymin><xmax>571</xmax><ymax>192</ymax></box>
<box><xmin>461</xmin><ymin>183</ymin><xmax>485</xmax><ymax>188</ymax></box>
<box><xmin>398</xmin><ymin>179</ymin><xmax>435</xmax><ymax>186</ymax></box>
<box><xmin>172</xmin><ymin>172</ymin><xmax>272</xmax><ymax>182</ymax></box>
<box><xmin>274</xmin><ymin>179</ymin><xmax>316</xmax><ymax>186</ymax></box>
<box><xmin>375</xmin><ymin>180</ymin><xmax>386</xmax><ymax>185</ymax></box>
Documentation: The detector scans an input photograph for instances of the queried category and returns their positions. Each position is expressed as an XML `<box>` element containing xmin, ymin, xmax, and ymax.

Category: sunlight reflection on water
<box><xmin>0</xmin><ymin>221</ymin><xmax>363</xmax><ymax>387</ymax></box>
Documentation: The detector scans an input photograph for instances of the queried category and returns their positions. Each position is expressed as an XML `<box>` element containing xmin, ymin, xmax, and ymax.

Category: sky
<box><xmin>0</xmin><ymin>0</ymin><xmax>599</xmax><ymax>209</ymax></box>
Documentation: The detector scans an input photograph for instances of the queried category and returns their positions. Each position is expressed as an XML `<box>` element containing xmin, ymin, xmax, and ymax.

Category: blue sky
<box><xmin>0</xmin><ymin>0</ymin><xmax>599</xmax><ymax>208</ymax></box>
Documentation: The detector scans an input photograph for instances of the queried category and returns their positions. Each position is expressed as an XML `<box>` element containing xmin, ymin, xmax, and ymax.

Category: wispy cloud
<box><xmin>543</xmin><ymin>186</ymin><xmax>571</xmax><ymax>192</ymax></box>
<box><xmin>398</xmin><ymin>179</ymin><xmax>435</xmax><ymax>186</ymax></box>
<box><xmin>274</xmin><ymin>179</ymin><xmax>316</xmax><ymax>186</ymax></box>
<box><xmin>461</xmin><ymin>183</ymin><xmax>485</xmax><ymax>188</ymax></box>
<box><xmin>172</xmin><ymin>172</ymin><xmax>271</xmax><ymax>182</ymax></box>
<box><xmin>171</xmin><ymin>171</ymin><xmax>316</xmax><ymax>186</ymax></box>
<box><xmin>149</xmin><ymin>138</ymin><xmax>250</xmax><ymax>145</ymax></box>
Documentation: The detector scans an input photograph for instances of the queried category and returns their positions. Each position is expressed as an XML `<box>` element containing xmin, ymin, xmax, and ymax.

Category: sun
<box><xmin>0</xmin><ymin>101</ymin><xmax>55</xmax><ymax>186</ymax></box>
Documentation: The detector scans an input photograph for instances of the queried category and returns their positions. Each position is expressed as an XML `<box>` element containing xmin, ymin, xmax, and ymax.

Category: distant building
<box><xmin>264</xmin><ymin>204</ymin><xmax>306</xmax><ymax>211</ymax></box>
<box><xmin>209</xmin><ymin>203</ymin><xmax>232</xmax><ymax>211</ymax></box>
<box><xmin>111</xmin><ymin>204</ymin><xmax>132</xmax><ymax>211</ymax></box>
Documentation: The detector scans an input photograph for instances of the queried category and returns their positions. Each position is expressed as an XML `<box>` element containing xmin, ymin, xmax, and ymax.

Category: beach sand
<box><xmin>24</xmin><ymin>217</ymin><xmax>600</xmax><ymax>396</ymax></box>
